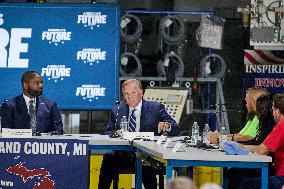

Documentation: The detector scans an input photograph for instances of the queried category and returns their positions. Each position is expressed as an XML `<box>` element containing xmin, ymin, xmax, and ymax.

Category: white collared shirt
<box><xmin>23</xmin><ymin>94</ymin><xmax>36</xmax><ymax>114</ymax></box>
<box><xmin>129</xmin><ymin>100</ymin><xmax>142</xmax><ymax>132</ymax></box>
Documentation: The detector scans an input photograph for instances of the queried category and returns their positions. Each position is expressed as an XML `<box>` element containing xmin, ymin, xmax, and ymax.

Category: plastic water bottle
<box><xmin>219</xmin><ymin>126</ymin><xmax>227</xmax><ymax>150</ymax></box>
<box><xmin>120</xmin><ymin>116</ymin><xmax>128</xmax><ymax>132</ymax></box>
<box><xmin>191</xmin><ymin>122</ymin><xmax>199</xmax><ymax>145</ymax></box>
<box><xmin>203</xmin><ymin>123</ymin><xmax>210</xmax><ymax>145</ymax></box>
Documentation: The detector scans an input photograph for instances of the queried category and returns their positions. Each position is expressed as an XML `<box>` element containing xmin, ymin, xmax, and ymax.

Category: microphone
<box><xmin>109</xmin><ymin>131</ymin><xmax>120</xmax><ymax>138</ymax></box>
<box><xmin>115</xmin><ymin>100</ymin><xmax>120</xmax><ymax>105</ymax></box>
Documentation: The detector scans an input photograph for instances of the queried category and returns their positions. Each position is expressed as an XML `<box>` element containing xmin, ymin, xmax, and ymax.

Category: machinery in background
<box><xmin>250</xmin><ymin>0</ymin><xmax>284</xmax><ymax>50</ymax></box>
<box><xmin>143</xmin><ymin>87</ymin><xmax>188</xmax><ymax>124</ymax></box>
<box><xmin>129</xmin><ymin>76</ymin><xmax>230</xmax><ymax>133</ymax></box>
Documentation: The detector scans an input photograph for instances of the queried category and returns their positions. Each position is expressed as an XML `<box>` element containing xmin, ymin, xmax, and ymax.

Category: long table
<box><xmin>2</xmin><ymin>134</ymin><xmax>272</xmax><ymax>189</ymax></box>
<box><xmin>133</xmin><ymin>139</ymin><xmax>272</xmax><ymax>189</ymax></box>
<box><xmin>63</xmin><ymin>134</ymin><xmax>271</xmax><ymax>189</ymax></box>
<box><xmin>34</xmin><ymin>133</ymin><xmax>133</xmax><ymax>151</ymax></box>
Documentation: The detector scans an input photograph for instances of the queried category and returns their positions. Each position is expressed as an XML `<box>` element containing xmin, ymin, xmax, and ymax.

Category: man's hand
<box><xmin>209</xmin><ymin>130</ymin><xmax>220</xmax><ymax>144</ymax></box>
<box><xmin>158</xmin><ymin>122</ymin><xmax>170</xmax><ymax>133</ymax></box>
<box><xmin>116</xmin><ymin>130</ymin><xmax>123</xmax><ymax>136</ymax></box>
<box><xmin>238</xmin><ymin>142</ymin><xmax>244</xmax><ymax>148</ymax></box>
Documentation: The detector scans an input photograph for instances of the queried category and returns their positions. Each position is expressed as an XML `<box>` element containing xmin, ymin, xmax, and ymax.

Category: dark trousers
<box><xmin>225</xmin><ymin>163</ymin><xmax>275</xmax><ymax>189</ymax></box>
<box><xmin>98</xmin><ymin>151</ymin><xmax>158</xmax><ymax>189</ymax></box>
<box><xmin>237</xmin><ymin>175</ymin><xmax>284</xmax><ymax>189</ymax></box>
<box><xmin>226</xmin><ymin>168</ymin><xmax>259</xmax><ymax>189</ymax></box>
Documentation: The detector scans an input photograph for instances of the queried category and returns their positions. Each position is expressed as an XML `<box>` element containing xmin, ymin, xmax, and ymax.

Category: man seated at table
<box><xmin>98</xmin><ymin>79</ymin><xmax>180</xmax><ymax>189</ymax></box>
<box><xmin>226</xmin><ymin>93</ymin><xmax>275</xmax><ymax>189</ymax></box>
<box><xmin>237</xmin><ymin>93</ymin><xmax>284</xmax><ymax>189</ymax></box>
<box><xmin>1</xmin><ymin>71</ymin><xmax>63</xmax><ymax>135</ymax></box>
<box><xmin>210</xmin><ymin>87</ymin><xmax>268</xmax><ymax>143</ymax></box>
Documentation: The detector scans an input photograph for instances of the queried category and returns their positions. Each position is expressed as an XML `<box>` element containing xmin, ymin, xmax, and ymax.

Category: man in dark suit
<box><xmin>1</xmin><ymin>71</ymin><xmax>63</xmax><ymax>135</ymax></box>
<box><xmin>99</xmin><ymin>79</ymin><xmax>180</xmax><ymax>189</ymax></box>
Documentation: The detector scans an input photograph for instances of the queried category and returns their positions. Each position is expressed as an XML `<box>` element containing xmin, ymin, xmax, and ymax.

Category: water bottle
<box><xmin>203</xmin><ymin>123</ymin><xmax>210</xmax><ymax>145</ymax></box>
<box><xmin>120</xmin><ymin>116</ymin><xmax>128</xmax><ymax>132</ymax></box>
<box><xmin>191</xmin><ymin>122</ymin><xmax>199</xmax><ymax>145</ymax></box>
<box><xmin>219</xmin><ymin>126</ymin><xmax>227</xmax><ymax>150</ymax></box>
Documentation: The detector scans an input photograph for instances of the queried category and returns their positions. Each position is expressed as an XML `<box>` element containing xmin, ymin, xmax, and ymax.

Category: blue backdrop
<box><xmin>243</xmin><ymin>50</ymin><xmax>284</xmax><ymax>95</ymax></box>
<box><xmin>0</xmin><ymin>3</ymin><xmax>120</xmax><ymax>110</ymax></box>
<box><xmin>0</xmin><ymin>138</ymin><xmax>89</xmax><ymax>189</ymax></box>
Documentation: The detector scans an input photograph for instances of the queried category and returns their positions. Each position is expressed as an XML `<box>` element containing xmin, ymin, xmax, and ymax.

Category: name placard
<box><xmin>122</xmin><ymin>132</ymin><xmax>154</xmax><ymax>141</ymax></box>
<box><xmin>156</xmin><ymin>135</ymin><xmax>167</xmax><ymax>144</ymax></box>
<box><xmin>2</xmin><ymin>128</ymin><xmax>32</xmax><ymax>138</ymax></box>
<box><xmin>172</xmin><ymin>142</ymin><xmax>186</xmax><ymax>152</ymax></box>
<box><xmin>163</xmin><ymin>138</ymin><xmax>174</xmax><ymax>148</ymax></box>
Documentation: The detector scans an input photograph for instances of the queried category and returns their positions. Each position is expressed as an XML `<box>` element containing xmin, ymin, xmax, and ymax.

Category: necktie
<box><xmin>128</xmin><ymin>109</ymin><xmax>136</xmax><ymax>132</ymax></box>
<box><xmin>29</xmin><ymin>100</ymin><xmax>37</xmax><ymax>134</ymax></box>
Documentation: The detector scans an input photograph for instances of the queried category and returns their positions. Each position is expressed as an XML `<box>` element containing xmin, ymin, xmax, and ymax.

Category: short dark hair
<box><xmin>21</xmin><ymin>71</ymin><xmax>39</xmax><ymax>87</ymax></box>
<box><xmin>273</xmin><ymin>93</ymin><xmax>284</xmax><ymax>115</ymax></box>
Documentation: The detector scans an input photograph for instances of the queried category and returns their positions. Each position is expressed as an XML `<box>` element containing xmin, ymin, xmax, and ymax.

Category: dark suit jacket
<box><xmin>1</xmin><ymin>95</ymin><xmax>63</xmax><ymax>134</ymax></box>
<box><xmin>106</xmin><ymin>99</ymin><xmax>180</xmax><ymax>136</ymax></box>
